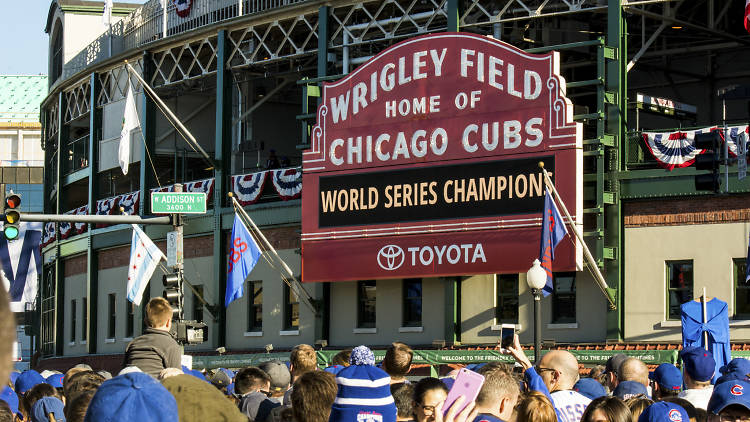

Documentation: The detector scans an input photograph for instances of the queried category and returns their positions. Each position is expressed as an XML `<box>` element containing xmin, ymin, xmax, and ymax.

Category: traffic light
<box><xmin>3</xmin><ymin>192</ymin><xmax>21</xmax><ymax>241</ymax></box>
<box><xmin>162</xmin><ymin>272</ymin><xmax>183</xmax><ymax>319</ymax></box>
<box><xmin>694</xmin><ymin>131</ymin><xmax>722</xmax><ymax>192</ymax></box>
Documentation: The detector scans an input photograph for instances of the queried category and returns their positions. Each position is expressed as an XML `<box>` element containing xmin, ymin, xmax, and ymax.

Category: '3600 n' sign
<box><xmin>301</xmin><ymin>33</ymin><xmax>582</xmax><ymax>282</ymax></box>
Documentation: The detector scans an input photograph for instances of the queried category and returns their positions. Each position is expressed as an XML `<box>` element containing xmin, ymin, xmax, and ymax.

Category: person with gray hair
<box><xmin>536</xmin><ymin>350</ymin><xmax>592</xmax><ymax>422</ymax></box>
<box><xmin>618</xmin><ymin>358</ymin><xmax>650</xmax><ymax>388</ymax></box>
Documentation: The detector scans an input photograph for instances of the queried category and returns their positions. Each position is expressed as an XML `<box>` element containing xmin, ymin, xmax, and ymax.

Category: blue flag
<box><xmin>745</xmin><ymin>231</ymin><xmax>750</xmax><ymax>283</ymax></box>
<box><xmin>226</xmin><ymin>215</ymin><xmax>262</xmax><ymax>307</ymax></box>
<box><xmin>539</xmin><ymin>189</ymin><xmax>568</xmax><ymax>297</ymax></box>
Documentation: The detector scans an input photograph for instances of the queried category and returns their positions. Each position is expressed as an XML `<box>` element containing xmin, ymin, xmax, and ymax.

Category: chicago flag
<box><xmin>126</xmin><ymin>225</ymin><xmax>165</xmax><ymax>305</ymax></box>
<box><xmin>539</xmin><ymin>189</ymin><xmax>568</xmax><ymax>296</ymax></box>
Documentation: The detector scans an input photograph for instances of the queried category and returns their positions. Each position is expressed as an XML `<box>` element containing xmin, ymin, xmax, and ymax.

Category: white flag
<box><xmin>103</xmin><ymin>0</ymin><xmax>113</xmax><ymax>26</ymax></box>
<box><xmin>119</xmin><ymin>82</ymin><xmax>139</xmax><ymax>175</ymax></box>
<box><xmin>126</xmin><ymin>225</ymin><xmax>165</xmax><ymax>306</ymax></box>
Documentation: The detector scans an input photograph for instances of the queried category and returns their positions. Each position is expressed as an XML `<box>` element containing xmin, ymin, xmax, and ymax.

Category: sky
<box><xmin>0</xmin><ymin>1</ymin><xmax>146</xmax><ymax>75</ymax></box>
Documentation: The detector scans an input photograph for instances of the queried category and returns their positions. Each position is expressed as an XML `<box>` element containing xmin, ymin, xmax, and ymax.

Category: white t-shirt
<box><xmin>551</xmin><ymin>390</ymin><xmax>592</xmax><ymax>422</ymax></box>
<box><xmin>678</xmin><ymin>386</ymin><xmax>714</xmax><ymax>410</ymax></box>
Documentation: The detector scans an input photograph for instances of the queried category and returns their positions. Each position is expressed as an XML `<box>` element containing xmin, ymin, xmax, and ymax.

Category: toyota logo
<box><xmin>377</xmin><ymin>245</ymin><xmax>404</xmax><ymax>270</ymax></box>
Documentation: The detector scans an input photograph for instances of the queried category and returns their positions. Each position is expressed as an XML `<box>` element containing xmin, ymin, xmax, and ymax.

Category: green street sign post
<box><xmin>151</xmin><ymin>192</ymin><xmax>207</xmax><ymax>214</ymax></box>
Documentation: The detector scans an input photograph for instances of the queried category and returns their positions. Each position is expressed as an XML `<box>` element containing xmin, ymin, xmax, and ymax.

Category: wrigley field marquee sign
<box><xmin>302</xmin><ymin>33</ymin><xmax>582</xmax><ymax>282</ymax></box>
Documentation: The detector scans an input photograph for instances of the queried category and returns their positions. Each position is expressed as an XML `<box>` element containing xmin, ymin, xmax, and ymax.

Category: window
<box><xmin>107</xmin><ymin>294</ymin><xmax>116</xmax><ymax>339</ymax></box>
<box><xmin>70</xmin><ymin>300</ymin><xmax>76</xmax><ymax>342</ymax></box>
<box><xmin>357</xmin><ymin>280</ymin><xmax>376</xmax><ymax>328</ymax></box>
<box><xmin>667</xmin><ymin>260</ymin><xmax>693</xmax><ymax>320</ymax></box>
<box><xmin>284</xmin><ymin>284</ymin><xmax>299</xmax><ymax>330</ymax></box>
<box><xmin>734</xmin><ymin>259</ymin><xmax>750</xmax><ymax>319</ymax></box>
<box><xmin>126</xmin><ymin>300</ymin><xmax>135</xmax><ymax>338</ymax></box>
<box><xmin>551</xmin><ymin>273</ymin><xmax>576</xmax><ymax>323</ymax></box>
<box><xmin>82</xmin><ymin>297</ymin><xmax>87</xmax><ymax>342</ymax></box>
<box><xmin>402</xmin><ymin>279</ymin><xmax>423</xmax><ymax>327</ymax></box>
<box><xmin>496</xmin><ymin>275</ymin><xmax>519</xmax><ymax>324</ymax></box>
<box><xmin>247</xmin><ymin>281</ymin><xmax>263</xmax><ymax>332</ymax></box>
<box><xmin>192</xmin><ymin>285</ymin><xmax>204</xmax><ymax>323</ymax></box>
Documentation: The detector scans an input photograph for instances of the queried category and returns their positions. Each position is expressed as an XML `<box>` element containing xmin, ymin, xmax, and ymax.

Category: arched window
<box><xmin>51</xmin><ymin>20</ymin><xmax>63</xmax><ymax>83</ymax></box>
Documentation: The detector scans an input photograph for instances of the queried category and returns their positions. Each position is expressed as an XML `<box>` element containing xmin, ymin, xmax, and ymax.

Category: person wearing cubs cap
<box><xmin>717</xmin><ymin>359</ymin><xmax>750</xmax><ymax>386</ymax></box>
<box><xmin>678</xmin><ymin>347</ymin><xmax>717</xmax><ymax>410</ymax></box>
<box><xmin>650</xmin><ymin>364</ymin><xmax>682</xmax><ymax>400</ymax></box>
<box><xmin>707</xmin><ymin>379</ymin><xmax>750</xmax><ymax>421</ymax></box>
<box><xmin>638</xmin><ymin>402</ymin><xmax>690</xmax><ymax>422</ymax></box>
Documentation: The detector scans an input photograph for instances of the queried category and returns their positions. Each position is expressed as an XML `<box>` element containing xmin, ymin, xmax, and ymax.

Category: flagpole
<box><xmin>228</xmin><ymin>193</ymin><xmax>318</xmax><ymax>312</ymax></box>
<box><xmin>539</xmin><ymin>163</ymin><xmax>616</xmax><ymax>310</ymax></box>
<box><xmin>123</xmin><ymin>61</ymin><xmax>215</xmax><ymax>167</ymax></box>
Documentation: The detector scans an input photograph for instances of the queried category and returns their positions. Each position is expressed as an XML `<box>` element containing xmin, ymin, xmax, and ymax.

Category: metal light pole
<box><xmin>527</xmin><ymin>259</ymin><xmax>547</xmax><ymax>364</ymax></box>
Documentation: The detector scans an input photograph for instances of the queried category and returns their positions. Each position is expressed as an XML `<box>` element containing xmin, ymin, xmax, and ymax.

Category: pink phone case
<box><xmin>442</xmin><ymin>368</ymin><xmax>485</xmax><ymax>416</ymax></box>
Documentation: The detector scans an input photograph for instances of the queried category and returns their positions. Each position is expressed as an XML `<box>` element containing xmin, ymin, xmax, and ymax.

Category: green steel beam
<box><xmin>140</xmin><ymin>52</ymin><xmax>156</xmax><ymax>216</ymax></box>
<box><xmin>605</xmin><ymin>0</ymin><xmax>625</xmax><ymax>341</ymax></box>
<box><xmin>86</xmin><ymin>72</ymin><xmax>101</xmax><ymax>355</ymax></box>
<box><xmin>314</xmin><ymin>6</ymin><xmax>331</xmax><ymax>343</ymax></box>
<box><xmin>447</xmin><ymin>0</ymin><xmax>459</xmax><ymax>31</ymax></box>
<box><xmin>214</xmin><ymin>30</ymin><xmax>232</xmax><ymax>348</ymax></box>
<box><xmin>55</xmin><ymin>91</ymin><xmax>66</xmax><ymax>357</ymax></box>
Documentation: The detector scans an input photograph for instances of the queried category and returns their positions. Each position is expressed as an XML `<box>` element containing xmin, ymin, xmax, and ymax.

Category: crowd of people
<box><xmin>0</xmin><ymin>295</ymin><xmax>749</xmax><ymax>422</ymax></box>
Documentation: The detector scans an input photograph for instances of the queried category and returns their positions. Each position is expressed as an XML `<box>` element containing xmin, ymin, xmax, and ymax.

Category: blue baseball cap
<box><xmin>650</xmin><ymin>363</ymin><xmax>682</xmax><ymax>392</ymax></box>
<box><xmin>680</xmin><ymin>346</ymin><xmax>715</xmax><ymax>382</ymax></box>
<box><xmin>574</xmin><ymin>378</ymin><xmax>607</xmax><ymax>400</ymax></box>
<box><xmin>720</xmin><ymin>358</ymin><xmax>750</xmax><ymax>376</ymax></box>
<box><xmin>324</xmin><ymin>365</ymin><xmax>346</xmax><ymax>375</ymax></box>
<box><xmin>46</xmin><ymin>373</ymin><xmax>64</xmax><ymax>389</ymax></box>
<box><xmin>638</xmin><ymin>402</ymin><xmax>689</xmax><ymax>422</ymax></box>
<box><xmin>0</xmin><ymin>386</ymin><xmax>18</xmax><ymax>415</ymax></box>
<box><xmin>717</xmin><ymin>372</ymin><xmax>750</xmax><ymax>386</ymax></box>
<box><xmin>84</xmin><ymin>372</ymin><xmax>178</xmax><ymax>422</ymax></box>
<box><xmin>707</xmin><ymin>380</ymin><xmax>750</xmax><ymax>414</ymax></box>
<box><xmin>9</xmin><ymin>372</ymin><xmax>19</xmax><ymax>385</ymax></box>
<box><xmin>15</xmin><ymin>370</ymin><xmax>46</xmax><ymax>394</ymax></box>
<box><xmin>32</xmin><ymin>396</ymin><xmax>66</xmax><ymax>422</ymax></box>
<box><xmin>613</xmin><ymin>380</ymin><xmax>649</xmax><ymax>400</ymax></box>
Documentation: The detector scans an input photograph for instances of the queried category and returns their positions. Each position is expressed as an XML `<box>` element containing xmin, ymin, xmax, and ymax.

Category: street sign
<box><xmin>151</xmin><ymin>192</ymin><xmax>207</xmax><ymax>214</ymax></box>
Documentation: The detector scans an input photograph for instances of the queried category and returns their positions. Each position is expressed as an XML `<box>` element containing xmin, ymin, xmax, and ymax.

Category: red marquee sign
<box><xmin>302</xmin><ymin>33</ymin><xmax>582</xmax><ymax>282</ymax></box>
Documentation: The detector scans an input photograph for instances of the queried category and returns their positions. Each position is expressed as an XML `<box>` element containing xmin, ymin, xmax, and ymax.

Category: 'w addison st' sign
<box><xmin>301</xmin><ymin>33</ymin><xmax>582</xmax><ymax>282</ymax></box>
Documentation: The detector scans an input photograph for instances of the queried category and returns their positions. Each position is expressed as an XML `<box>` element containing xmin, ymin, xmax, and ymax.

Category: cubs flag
<box><xmin>745</xmin><ymin>231</ymin><xmax>750</xmax><ymax>283</ymax></box>
<box><xmin>0</xmin><ymin>222</ymin><xmax>42</xmax><ymax>312</ymax></box>
<box><xmin>126</xmin><ymin>225</ymin><xmax>165</xmax><ymax>306</ymax></box>
<box><xmin>225</xmin><ymin>215</ymin><xmax>262</xmax><ymax>307</ymax></box>
<box><xmin>119</xmin><ymin>82</ymin><xmax>139</xmax><ymax>175</ymax></box>
<box><xmin>539</xmin><ymin>189</ymin><xmax>568</xmax><ymax>296</ymax></box>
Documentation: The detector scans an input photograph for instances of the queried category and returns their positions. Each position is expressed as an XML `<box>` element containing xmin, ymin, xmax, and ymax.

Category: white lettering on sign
<box><xmin>406</xmin><ymin>243</ymin><xmax>486</xmax><ymax>266</ymax></box>
<box><xmin>330</xmin><ymin>48</ymin><xmax>448</xmax><ymax>124</ymax></box>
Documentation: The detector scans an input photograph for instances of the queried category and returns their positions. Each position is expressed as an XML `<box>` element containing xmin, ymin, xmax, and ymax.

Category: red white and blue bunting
<box><xmin>41</xmin><ymin>223</ymin><xmax>55</xmax><ymax>248</ymax></box>
<box><xmin>642</xmin><ymin>127</ymin><xmax>716</xmax><ymax>170</ymax></box>
<box><xmin>721</xmin><ymin>125</ymin><xmax>750</xmax><ymax>157</ymax></box>
<box><xmin>184</xmin><ymin>178</ymin><xmax>214</xmax><ymax>202</ymax></box>
<box><xmin>271</xmin><ymin>168</ymin><xmax>302</xmax><ymax>201</ymax></box>
<box><xmin>232</xmin><ymin>171</ymin><xmax>268</xmax><ymax>206</ymax></box>
<box><xmin>118</xmin><ymin>191</ymin><xmax>140</xmax><ymax>215</ymax></box>
<box><xmin>643</xmin><ymin>126</ymin><xmax>750</xmax><ymax>170</ymax></box>
<box><xmin>42</xmin><ymin>171</ymin><xmax>300</xmax><ymax>246</ymax></box>
<box><xmin>172</xmin><ymin>0</ymin><xmax>192</xmax><ymax>18</ymax></box>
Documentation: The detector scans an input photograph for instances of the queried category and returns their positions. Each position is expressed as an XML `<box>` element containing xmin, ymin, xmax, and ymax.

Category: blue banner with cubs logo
<box><xmin>225</xmin><ymin>215</ymin><xmax>262</xmax><ymax>307</ymax></box>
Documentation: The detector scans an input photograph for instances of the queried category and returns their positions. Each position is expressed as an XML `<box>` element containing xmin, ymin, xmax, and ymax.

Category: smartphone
<box><xmin>500</xmin><ymin>324</ymin><xmax>516</xmax><ymax>349</ymax></box>
<box><xmin>442</xmin><ymin>368</ymin><xmax>485</xmax><ymax>417</ymax></box>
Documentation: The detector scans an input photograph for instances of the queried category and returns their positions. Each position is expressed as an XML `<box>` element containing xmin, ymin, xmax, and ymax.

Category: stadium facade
<box><xmin>36</xmin><ymin>0</ymin><xmax>750</xmax><ymax>370</ymax></box>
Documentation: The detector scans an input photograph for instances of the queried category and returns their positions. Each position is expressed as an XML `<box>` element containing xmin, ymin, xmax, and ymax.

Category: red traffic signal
<box><xmin>5</xmin><ymin>194</ymin><xmax>20</xmax><ymax>209</ymax></box>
